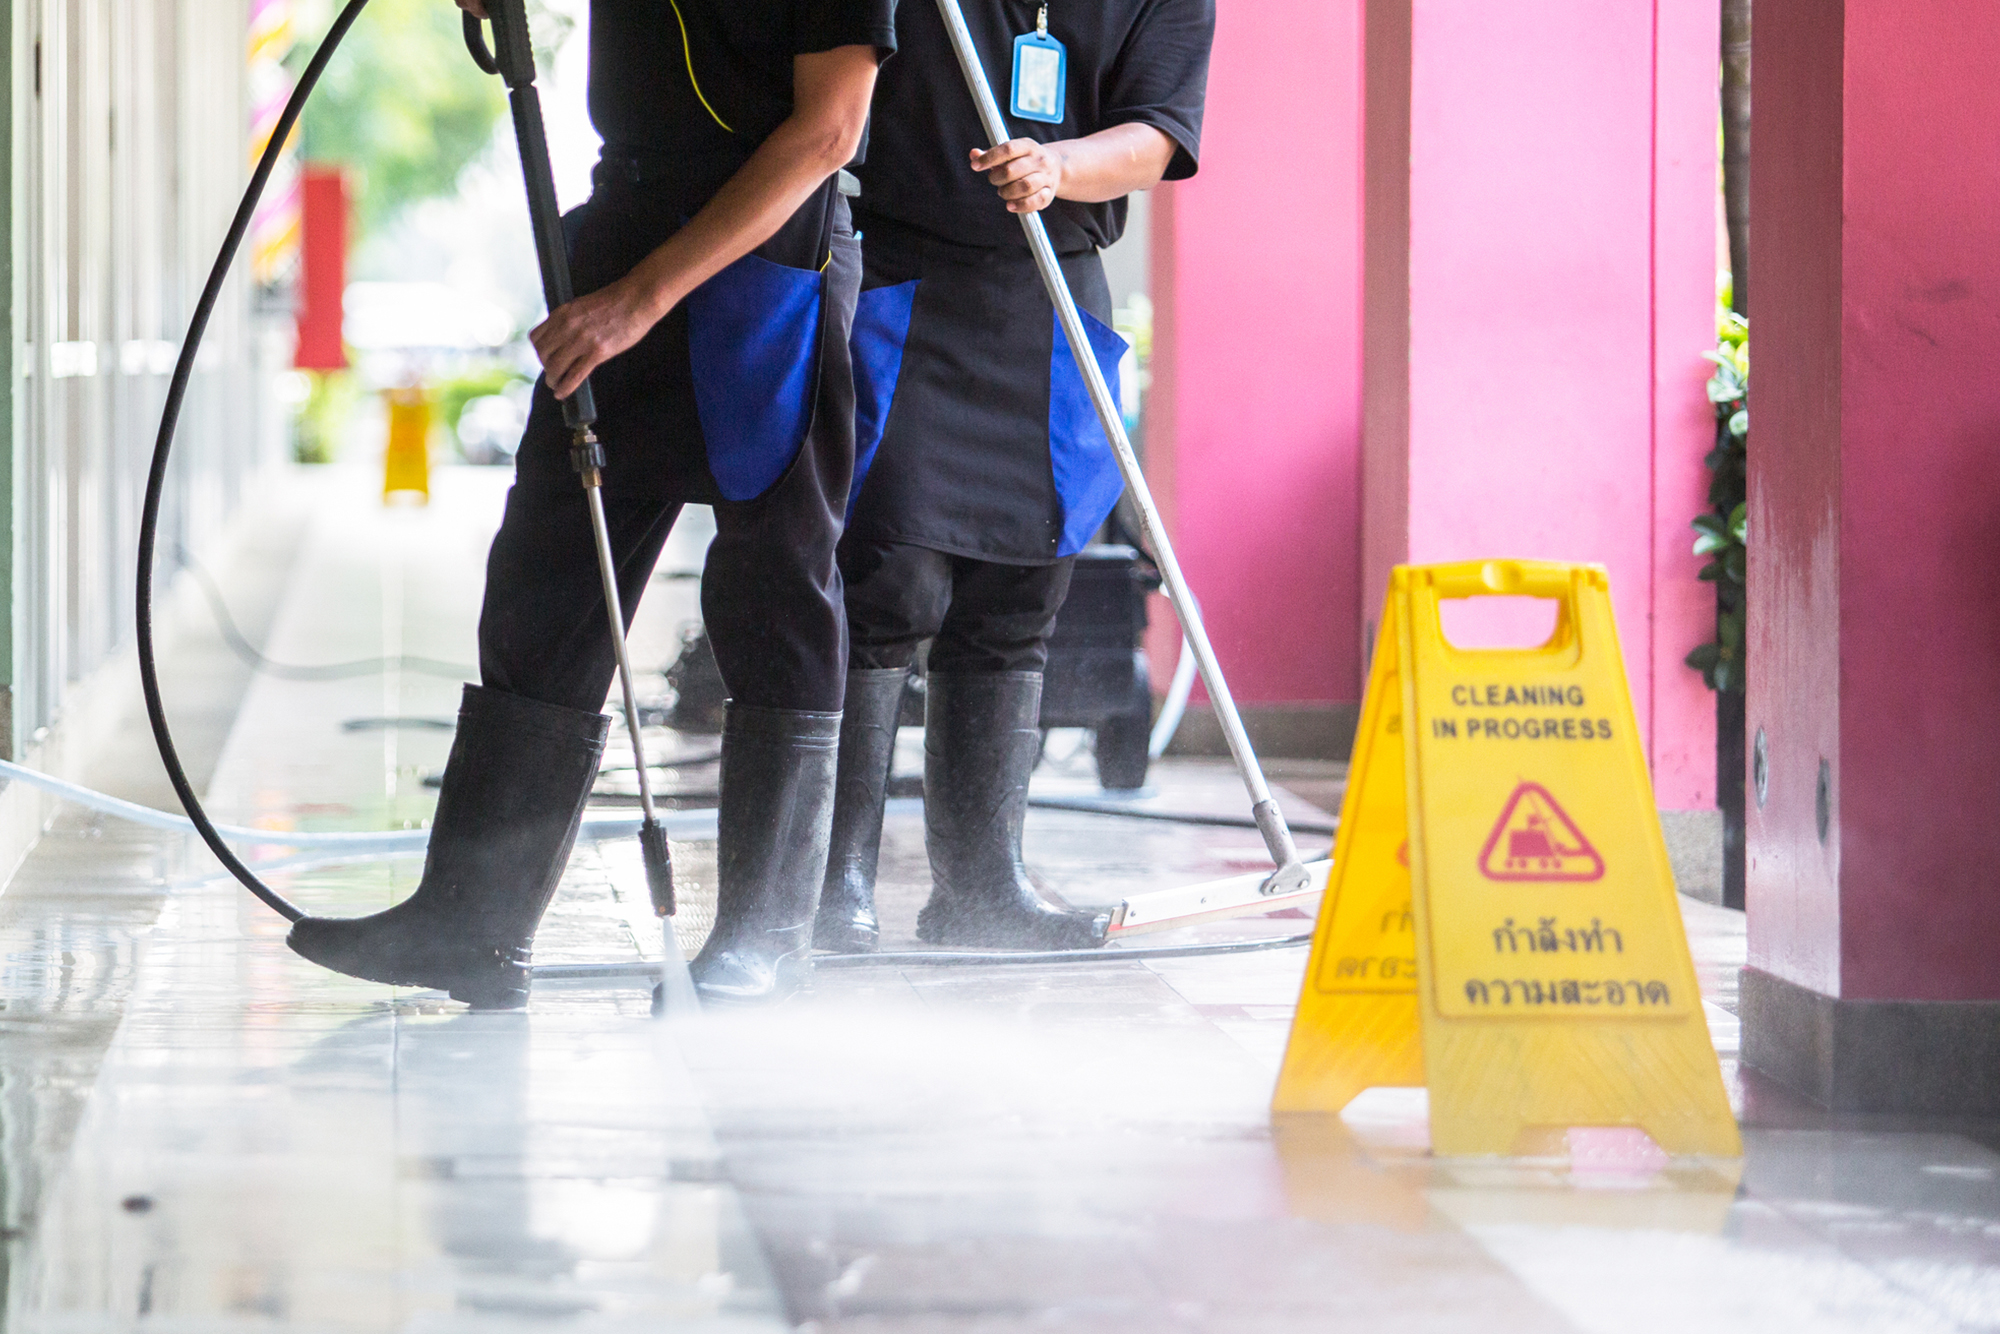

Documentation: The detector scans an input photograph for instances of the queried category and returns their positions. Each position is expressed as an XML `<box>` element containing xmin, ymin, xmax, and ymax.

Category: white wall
<box><xmin>8</xmin><ymin>0</ymin><xmax>285</xmax><ymax>753</ymax></box>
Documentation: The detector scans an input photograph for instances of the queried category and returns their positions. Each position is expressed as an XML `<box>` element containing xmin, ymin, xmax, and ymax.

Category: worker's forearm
<box><xmin>623</xmin><ymin>118</ymin><xmax>852</xmax><ymax>321</ymax></box>
<box><xmin>1049</xmin><ymin>123</ymin><xmax>1177</xmax><ymax>204</ymax></box>
<box><xmin>529</xmin><ymin>46</ymin><xmax>875</xmax><ymax>399</ymax></box>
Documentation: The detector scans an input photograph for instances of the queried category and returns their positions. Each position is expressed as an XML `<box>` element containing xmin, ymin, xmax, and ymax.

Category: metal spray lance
<box><xmin>462</xmin><ymin>0</ymin><xmax>682</xmax><ymax>928</ymax></box>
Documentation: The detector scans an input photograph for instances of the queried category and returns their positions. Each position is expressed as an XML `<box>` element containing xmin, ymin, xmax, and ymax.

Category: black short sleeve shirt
<box><xmin>854</xmin><ymin>0</ymin><xmax>1215</xmax><ymax>251</ymax></box>
<box><xmin>590</xmin><ymin>0</ymin><xmax>899</xmax><ymax>161</ymax></box>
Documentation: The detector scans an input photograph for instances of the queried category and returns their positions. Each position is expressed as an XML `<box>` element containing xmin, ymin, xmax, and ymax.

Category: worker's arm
<box><xmin>531</xmin><ymin>45</ymin><xmax>881</xmax><ymax>400</ymax></box>
<box><xmin>971</xmin><ymin>123</ymin><xmax>1178</xmax><ymax>215</ymax></box>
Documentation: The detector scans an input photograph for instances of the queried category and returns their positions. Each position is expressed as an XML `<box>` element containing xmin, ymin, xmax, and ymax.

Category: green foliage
<box><xmin>1686</xmin><ymin>308</ymin><xmax>1749</xmax><ymax>692</ymax></box>
<box><xmin>434</xmin><ymin>364</ymin><xmax>527</xmax><ymax>437</ymax></box>
<box><xmin>293</xmin><ymin>370</ymin><xmax>364</xmax><ymax>464</ymax></box>
<box><xmin>293</xmin><ymin>0</ymin><xmax>507</xmax><ymax>244</ymax></box>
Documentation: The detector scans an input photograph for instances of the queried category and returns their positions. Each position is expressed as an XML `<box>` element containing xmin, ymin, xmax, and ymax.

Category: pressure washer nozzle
<box><xmin>569</xmin><ymin>428</ymin><xmax>606</xmax><ymax>481</ymax></box>
<box><xmin>640</xmin><ymin>819</ymin><xmax>675</xmax><ymax>918</ymax></box>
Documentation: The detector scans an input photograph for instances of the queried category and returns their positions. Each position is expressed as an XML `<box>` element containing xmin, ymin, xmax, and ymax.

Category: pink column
<box><xmin>1146</xmin><ymin>0</ymin><xmax>1365</xmax><ymax>754</ymax></box>
<box><xmin>1743</xmin><ymin>0</ymin><xmax>2000</xmax><ymax>1112</ymax></box>
<box><xmin>1359</xmin><ymin>0</ymin><xmax>1720</xmax><ymax>809</ymax></box>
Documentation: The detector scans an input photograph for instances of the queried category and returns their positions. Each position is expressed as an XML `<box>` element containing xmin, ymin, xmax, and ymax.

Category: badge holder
<box><xmin>1010</xmin><ymin>7</ymin><xmax>1067</xmax><ymax>124</ymax></box>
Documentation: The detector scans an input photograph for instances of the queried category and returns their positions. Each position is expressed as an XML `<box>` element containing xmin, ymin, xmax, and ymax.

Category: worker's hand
<box><xmin>455</xmin><ymin>0</ymin><xmax>487</xmax><ymax>16</ymax></box>
<box><xmin>971</xmin><ymin>139</ymin><xmax>1066</xmax><ymax>214</ymax></box>
<box><xmin>530</xmin><ymin>279</ymin><xmax>659</xmax><ymax>401</ymax></box>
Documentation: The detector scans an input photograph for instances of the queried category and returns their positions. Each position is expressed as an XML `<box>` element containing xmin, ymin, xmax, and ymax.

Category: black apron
<box><xmin>842</xmin><ymin>210</ymin><xmax>1129</xmax><ymax>565</ymax></box>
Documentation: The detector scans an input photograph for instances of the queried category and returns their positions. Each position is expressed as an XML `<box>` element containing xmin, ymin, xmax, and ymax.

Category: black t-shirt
<box><xmin>854</xmin><ymin>0</ymin><xmax>1213</xmax><ymax>252</ymax></box>
<box><xmin>590</xmin><ymin>0</ymin><xmax>898</xmax><ymax>163</ymax></box>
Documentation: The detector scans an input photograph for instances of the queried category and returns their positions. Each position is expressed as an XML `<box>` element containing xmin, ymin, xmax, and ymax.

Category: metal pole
<box><xmin>467</xmin><ymin>2</ymin><xmax>677</xmax><ymax>917</ymax></box>
<box><xmin>931</xmin><ymin>0</ymin><xmax>1309</xmax><ymax>894</ymax></box>
<box><xmin>581</xmin><ymin>469</ymin><xmax>666</xmax><ymax>843</ymax></box>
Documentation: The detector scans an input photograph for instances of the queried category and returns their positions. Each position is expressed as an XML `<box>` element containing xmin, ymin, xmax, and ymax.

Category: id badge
<box><xmin>1010</xmin><ymin>30</ymin><xmax>1067</xmax><ymax>124</ymax></box>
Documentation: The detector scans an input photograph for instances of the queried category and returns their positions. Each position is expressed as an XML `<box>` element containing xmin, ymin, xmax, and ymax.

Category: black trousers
<box><xmin>840</xmin><ymin>539</ymin><xmax>1075</xmax><ymax>675</ymax></box>
<box><xmin>479</xmin><ymin>176</ymin><xmax>859</xmax><ymax>716</ymax></box>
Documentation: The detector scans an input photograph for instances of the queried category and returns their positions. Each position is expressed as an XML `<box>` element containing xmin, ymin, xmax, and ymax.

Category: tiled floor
<box><xmin>1</xmin><ymin>466</ymin><xmax>1995</xmax><ymax>1330</ymax></box>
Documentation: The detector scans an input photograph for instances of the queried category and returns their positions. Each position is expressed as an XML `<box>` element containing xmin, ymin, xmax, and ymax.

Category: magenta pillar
<box><xmin>1358</xmin><ymin>0</ymin><xmax>1721</xmax><ymax>809</ymax></box>
<box><xmin>1146</xmin><ymin>0</ymin><xmax>1364</xmax><ymax>753</ymax></box>
<box><xmin>1742</xmin><ymin>0</ymin><xmax>2000</xmax><ymax>1112</ymax></box>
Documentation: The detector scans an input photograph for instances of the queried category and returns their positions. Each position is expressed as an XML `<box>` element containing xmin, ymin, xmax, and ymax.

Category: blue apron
<box><xmin>562</xmin><ymin>157</ymin><xmax>850</xmax><ymax>508</ymax></box>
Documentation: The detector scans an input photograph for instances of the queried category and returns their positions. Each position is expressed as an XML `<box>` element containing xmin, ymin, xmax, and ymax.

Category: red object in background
<box><xmin>295</xmin><ymin>166</ymin><xmax>348</xmax><ymax>370</ymax></box>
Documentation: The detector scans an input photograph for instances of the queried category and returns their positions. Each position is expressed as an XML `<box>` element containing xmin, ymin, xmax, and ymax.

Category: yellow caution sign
<box><xmin>1274</xmin><ymin>561</ymin><xmax>1739</xmax><ymax>1158</ymax></box>
<box><xmin>1270</xmin><ymin>592</ymin><xmax>1423</xmax><ymax>1115</ymax></box>
<box><xmin>383</xmin><ymin>387</ymin><xmax>432</xmax><ymax>503</ymax></box>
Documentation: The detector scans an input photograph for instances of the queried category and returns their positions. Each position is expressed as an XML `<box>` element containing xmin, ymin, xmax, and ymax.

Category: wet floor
<box><xmin>0</xmin><ymin>467</ymin><xmax>1995</xmax><ymax>1330</ymax></box>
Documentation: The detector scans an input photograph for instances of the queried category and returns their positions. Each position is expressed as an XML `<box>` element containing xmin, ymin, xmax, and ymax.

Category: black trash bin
<box><xmin>662</xmin><ymin>545</ymin><xmax>1161</xmax><ymax>790</ymax></box>
<box><xmin>1039</xmin><ymin>544</ymin><xmax>1160</xmax><ymax>790</ymax></box>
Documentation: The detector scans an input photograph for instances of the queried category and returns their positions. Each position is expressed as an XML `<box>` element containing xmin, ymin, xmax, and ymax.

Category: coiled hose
<box><xmin>138</xmin><ymin>0</ymin><xmax>373</xmax><ymax>923</ymax></box>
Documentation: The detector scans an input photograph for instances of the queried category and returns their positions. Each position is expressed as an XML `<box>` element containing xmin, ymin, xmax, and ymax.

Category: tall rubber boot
<box><xmin>916</xmin><ymin>672</ymin><xmax>1110</xmax><ymax>949</ymax></box>
<box><xmin>813</xmin><ymin>668</ymin><xmax>907</xmax><ymax>953</ymax></box>
<box><xmin>688</xmin><ymin>704</ymin><xmax>841</xmax><ymax>1003</ymax></box>
<box><xmin>287</xmin><ymin>685</ymin><xmax>608</xmax><ymax>1009</ymax></box>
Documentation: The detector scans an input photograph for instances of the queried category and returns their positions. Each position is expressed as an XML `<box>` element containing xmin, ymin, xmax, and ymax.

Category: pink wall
<box><xmin>1358</xmin><ymin>0</ymin><xmax>1720</xmax><ymax>809</ymax></box>
<box><xmin>1652</xmin><ymin>0</ymin><xmax>1733</xmax><ymax>810</ymax></box>
<box><xmin>1749</xmin><ymin>0</ymin><xmax>2000</xmax><ymax>1002</ymax></box>
<box><xmin>1743</xmin><ymin>0</ymin><xmax>1843</xmax><ymax>996</ymax></box>
<box><xmin>1148</xmin><ymin>0</ymin><xmax>1722</xmax><ymax>805</ymax></box>
<box><xmin>1148</xmin><ymin>0</ymin><xmax>1364</xmax><ymax>706</ymax></box>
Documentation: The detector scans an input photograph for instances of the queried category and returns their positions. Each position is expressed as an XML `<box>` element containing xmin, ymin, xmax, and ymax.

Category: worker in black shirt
<box><xmin>286</xmin><ymin>0</ymin><xmax>897</xmax><ymax>1007</ymax></box>
<box><xmin>815</xmin><ymin>0</ymin><xmax>1215</xmax><ymax>952</ymax></box>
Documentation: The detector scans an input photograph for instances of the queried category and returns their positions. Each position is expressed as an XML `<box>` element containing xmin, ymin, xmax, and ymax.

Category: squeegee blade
<box><xmin>1110</xmin><ymin>860</ymin><xmax>1332</xmax><ymax>937</ymax></box>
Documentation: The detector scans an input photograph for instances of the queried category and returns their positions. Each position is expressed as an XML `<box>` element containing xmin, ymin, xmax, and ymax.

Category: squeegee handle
<box><xmin>467</xmin><ymin>1</ymin><xmax>597</xmax><ymax>429</ymax></box>
<box><xmin>930</xmin><ymin>0</ymin><xmax>1303</xmax><ymax>879</ymax></box>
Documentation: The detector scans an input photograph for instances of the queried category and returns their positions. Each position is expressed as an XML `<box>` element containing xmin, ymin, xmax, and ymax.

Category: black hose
<box><xmin>814</xmin><ymin>932</ymin><xmax>1313</xmax><ymax>968</ymax></box>
<box><xmin>1025</xmin><ymin>794</ymin><xmax>1337</xmax><ymax>837</ymax></box>
<box><xmin>533</xmin><ymin>931</ymin><xmax>1315</xmax><ymax>982</ymax></box>
<box><xmin>138</xmin><ymin>0</ymin><xmax>373</xmax><ymax>924</ymax></box>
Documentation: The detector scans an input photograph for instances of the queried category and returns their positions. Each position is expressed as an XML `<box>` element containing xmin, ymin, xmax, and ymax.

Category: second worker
<box><xmin>818</xmin><ymin>0</ymin><xmax>1217</xmax><ymax>953</ymax></box>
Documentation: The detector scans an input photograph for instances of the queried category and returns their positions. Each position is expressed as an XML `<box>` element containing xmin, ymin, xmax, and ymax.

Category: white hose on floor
<box><xmin>0</xmin><ymin>758</ymin><xmax>722</xmax><ymax>851</ymax></box>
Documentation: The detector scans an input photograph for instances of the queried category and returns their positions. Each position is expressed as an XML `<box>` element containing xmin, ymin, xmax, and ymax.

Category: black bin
<box><xmin>1038</xmin><ymin>544</ymin><xmax>1160</xmax><ymax>790</ymax></box>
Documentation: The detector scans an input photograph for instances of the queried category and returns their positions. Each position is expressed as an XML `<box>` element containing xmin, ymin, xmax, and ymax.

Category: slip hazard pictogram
<box><xmin>1477</xmin><ymin>782</ymin><xmax>1604</xmax><ymax>881</ymax></box>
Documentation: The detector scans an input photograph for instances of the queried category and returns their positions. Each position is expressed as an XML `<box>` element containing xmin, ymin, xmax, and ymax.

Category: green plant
<box><xmin>292</xmin><ymin>0</ymin><xmax>509</xmax><ymax>245</ymax></box>
<box><xmin>1686</xmin><ymin>305</ymin><xmax>1748</xmax><ymax>692</ymax></box>
<box><xmin>293</xmin><ymin>369</ymin><xmax>364</xmax><ymax>464</ymax></box>
<box><xmin>434</xmin><ymin>364</ymin><xmax>527</xmax><ymax>440</ymax></box>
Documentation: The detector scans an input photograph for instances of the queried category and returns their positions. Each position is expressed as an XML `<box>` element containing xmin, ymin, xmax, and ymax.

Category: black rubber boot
<box><xmin>813</xmin><ymin>668</ymin><xmax>906</xmax><ymax>953</ymax></box>
<box><xmin>688</xmin><ymin>704</ymin><xmax>842</xmax><ymax>1004</ymax></box>
<box><xmin>287</xmin><ymin>685</ymin><xmax>609</xmax><ymax>1009</ymax></box>
<box><xmin>916</xmin><ymin>672</ymin><xmax>1111</xmax><ymax>949</ymax></box>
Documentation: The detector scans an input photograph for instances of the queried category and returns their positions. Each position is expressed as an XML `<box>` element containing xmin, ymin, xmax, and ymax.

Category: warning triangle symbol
<box><xmin>1477</xmin><ymin>782</ymin><xmax>1604</xmax><ymax>882</ymax></box>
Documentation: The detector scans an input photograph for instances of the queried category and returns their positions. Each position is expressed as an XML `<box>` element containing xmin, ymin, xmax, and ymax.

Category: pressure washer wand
<box><xmin>932</xmin><ymin>0</ymin><xmax>1310</xmax><ymax>896</ymax></box>
<box><xmin>465</xmin><ymin>4</ymin><xmax>677</xmax><ymax>921</ymax></box>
